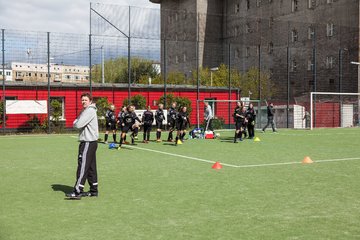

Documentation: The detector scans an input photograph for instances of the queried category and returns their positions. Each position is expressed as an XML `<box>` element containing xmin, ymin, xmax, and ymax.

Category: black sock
<box><xmin>104</xmin><ymin>134</ymin><xmax>108</xmax><ymax>142</ymax></box>
<box><xmin>168</xmin><ymin>131</ymin><xmax>173</xmax><ymax>140</ymax></box>
<box><xmin>147</xmin><ymin>132</ymin><xmax>150</xmax><ymax>141</ymax></box>
<box><xmin>234</xmin><ymin>132</ymin><xmax>238</xmax><ymax>142</ymax></box>
<box><xmin>113</xmin><ymin>134</ymin><xmax>116</xmax><ymax>142</ymax></box>
<box><xmin>158</xmin><ymin>131</ymin><xmax>161</xmax><ymax>139</ymax></box>
<box><xmin>120</xmin><ymin>137</ymin><xmax>123</xmax><ymax>146</ymax></box>
<box><xmin>143</xmin><ymin>132</ymin><xmax>146</xmax><ymax>141</ymax></box>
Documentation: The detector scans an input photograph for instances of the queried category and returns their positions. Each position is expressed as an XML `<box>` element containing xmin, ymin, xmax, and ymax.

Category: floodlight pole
<box><xmin>90</xmin><ymin>5</ymin><xmax>132</xmax><ymax>101</ymax></box>
<box><xmin>47</xmin><ymin>32</ymin><xmax>51</xmax><ymax>134</ymax></box>
<box><xmin>2</xmin><ymin>29</ymin><xmax>5</xmax><ymax>133</ymax></box>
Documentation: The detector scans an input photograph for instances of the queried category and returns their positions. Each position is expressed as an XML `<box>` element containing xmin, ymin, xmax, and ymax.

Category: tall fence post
<box><xmin>127</xmin><ymin>6</ymin><xmax>131</xmax><ymax>102</ymax></box>
<box><xmin>287</xmin><ymin>47</ymin><xmax>290</xmax><ymax>128</ymax></box>
<box><xmin>258</xmin><ymin>44</ymin><xmax>262</xmax><ymax>129</ymax></box>
<box><xmin>2</xmin><ymin>29</ymin><xmax>5</xmax><ymax>134</ymax></box>
<box><xmin>47</xmin><ymin>32</ymin><xmax>51</xmax><ymax>134</ymax></box>
<box><xmin>89</xmin><ymin>34</ymin><xmax>92</xmax><ymax>94</ymax></box>
<box><xmin>196</xmin><ymin>13</ymin><xmax>200</xmax><ymax>128</ymax></box>
<box><xmin>163</xmin><ymin>39</ymin><xmax>167</xmax><ymax>109</ymax></box>
<box><xmin>228</xmin><ymin>43</ymin><xmax>231</xmax><ymax>129</ymax></box>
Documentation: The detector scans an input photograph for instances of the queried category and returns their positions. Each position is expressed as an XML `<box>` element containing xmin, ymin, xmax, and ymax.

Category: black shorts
<box><xmin>176</xmin><ymin>121</ymin><xmax>186</xmax><ymax>131</ymax></box>
<box><xmin>122</xmin><ymin>124</ymin><xmax>133</xmax><ymax>133</ymax></box>
<box><xmin>235</xmin><ymin>121</ymin><xmax>243</xmax><ymax>130</ymax></box>
<box><xmin>156</xmin><ymin>120</ymin><xmax>163</xmax><ymax>129</ymax></box>
<box><xmin>106</xmin><ymin>122</ymin><xmax>116</xmax><ymax>131</ymax></box>
<box><xmin>168</xmin><ymin>119</ymin><xmax>176</xmax><ymax>129</ymax></box>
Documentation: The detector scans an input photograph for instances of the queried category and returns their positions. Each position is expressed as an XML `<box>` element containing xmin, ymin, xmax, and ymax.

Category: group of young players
<box><xmin>233</xmin><ymin>101</ymin><xmax>257</xmax><ymax>143</ymax></box>
<box><xmin>104</xmin><ymin>102</ymin><xmax>191</xmax><ymax>148</ymax></box>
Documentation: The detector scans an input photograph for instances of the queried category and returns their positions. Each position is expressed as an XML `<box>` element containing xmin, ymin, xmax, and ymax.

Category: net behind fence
<box><xmin>311</xmin><ymin>92</ymin><xmax>360</xmax><ymax>129</ymax></box>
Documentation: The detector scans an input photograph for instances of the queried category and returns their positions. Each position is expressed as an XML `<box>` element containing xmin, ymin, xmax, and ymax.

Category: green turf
<box><xmin>1</xmin><ymin>128</ymin><xmax>360</xmax><ymax>240</ymax></box>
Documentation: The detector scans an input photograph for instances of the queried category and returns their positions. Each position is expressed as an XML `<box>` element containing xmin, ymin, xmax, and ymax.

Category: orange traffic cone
<box><xmin>302</xmin><ymin>156</ymin><xmax>314</xmax><ymax>164</ymax></box>
<box><xmin>212</xmin><ymin>162</ymin><xmax>222</xmax><ymax>169</ymax></box>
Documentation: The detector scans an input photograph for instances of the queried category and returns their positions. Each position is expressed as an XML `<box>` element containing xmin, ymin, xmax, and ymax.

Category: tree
<box><xmin>191</xmin><ymin>64</ymin><xmax>274</xmax><ymax>100</ymax></box>
<box><xmin>95</xmin><ymin>97</ymin><xmax>110</xmax><ymax>129</ymax></box>
<box><xmin>92</xmin><ymin>57</ymin><xmax>159</xmax><ymax>84</ymax></box>
<box><xmin>123</xmin><ymin>94</ymin><xmax>147</xmax><ymax>109</ymax></box>
<box><xmin>240</xmin><ymin>67</ymin><xmax>275</xmax><ymax>100</ymax></box>
<box><xmin>0</xmin><ymin>100</ymin><xmax>6</xmax><ymax>125</ymax></box>
<box><xmin>159</xmin><ymin>94</ymin><xmax>192</xmax><ymax>116</ymax></box>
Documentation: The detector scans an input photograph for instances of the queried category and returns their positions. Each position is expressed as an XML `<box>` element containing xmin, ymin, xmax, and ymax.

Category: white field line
<box><xmin>235</xmin><ymin>157</ymin><xmax>360</xmax><ymax>168</ymax></box>
<box><xmin>125</xmin><ymin>145</ymin><xmax>240</xmax><ymax>168</ymax></box>
<box><xmin>125</xmin><ymin>145</ymin><xmax>360</xmax><ymax>169</ymax></box>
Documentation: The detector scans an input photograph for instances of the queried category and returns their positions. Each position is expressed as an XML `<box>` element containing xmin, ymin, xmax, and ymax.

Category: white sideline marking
<box><xmin>125</xmin><ymin>145</ymin><xmax>360</xmax><ymax>169</ymax></box>
<box><xmin>235</xmin><ymin>157</ymin><xmax>360</xmax><ymax>168</ymax></box>
<box><xmin>126</xmin><ymin>145</ymin><xmax>240</xmax><ymax>168</ymax></box>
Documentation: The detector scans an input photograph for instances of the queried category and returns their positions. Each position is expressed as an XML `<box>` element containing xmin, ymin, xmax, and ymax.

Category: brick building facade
<box><xmin>150</xmin><ymin>0</ymin><xmax>360</xmax><ymax>101</ymax></box>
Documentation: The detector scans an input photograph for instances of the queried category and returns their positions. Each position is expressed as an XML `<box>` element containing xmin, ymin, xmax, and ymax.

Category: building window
<box><xmin>245</xmin><ymin>47</ymin><xmax>250</xmax><ymax>57</ymax></box>
<box><xmin>246</xmin><ymin>0</ymin><xmax>250</xmax><ymax>10</ymax></box>
<box><xmin>326</xmin><ymin>56</ymin><xmax>335</xmax><ymax>69</ymax></box>
<box><xmin>269</xmin><ymin>17</ymin><xmax>274</xmax><ymax>28</ymax></box>
<box><xmin>234</xmin><ymin>26</ymin><xmax>239</xmax><ymax>36</ymax></box>
<box><xmin>308</xmin><ymin>26</ymin><xmax>315</xmax><ymax>40</ymax></box>
<box><xmin>329</xmin><ymin>78</ymin><xmax>335</xmax><ymax>84</ymax></box>
<box><xmin>268</xmin><ymin>42</ymin><xmax>274</xmax><ymax>54</ymax></box>
<box><xmin>235</xmin><ymin>3</ymin><xmax>240</xmax><ymax>13</ymax></box>
<box><xmin>256</xmin><ymin>0</ymin><xmax>261</xmax><ymax>7</ymax></box>
<box><xmin>291</xmin><ymin>29</ymin><xmax>298</xmax><ymax>42</ymax></box>
<box><xmin>291</xmin><ymin>60</ymin><xmax>297</xmax><ymax>72</ymax></box>
<box><xmin>235</xmin><ymin>48</ymin><xmax>240</xmax><ymax>59</ymax></box>
<box><xmin>246</xmin><ymin>23</ymin><xmax>251</xmax><ymax>33</ymax></box>
<box><xmin>308</xmin><ymin>0</ymin><xmax>316</xmax><ymax>9</ymax></box>
<box><xmin>326</xmin><ymin>23</ymin><xmax>334</xmax><ymax>37</ymax></box>
<box><xmin>6</xmin><ymin>72</ymin><xmax>11</xmax><ymax>76</ymax></box>
<box><xmin>291</xmin><ymin>0</ymin><xmax>299</xmax><ymax>12</ymax></box>
<box><xmin>307</xmin><ymin>60</ymin><xmax>314</xmax><ymax>71</ymax></box>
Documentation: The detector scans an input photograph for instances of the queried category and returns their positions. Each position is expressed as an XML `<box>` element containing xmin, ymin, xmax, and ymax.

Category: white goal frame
<box><xmin>310</xmin><ymin>92</ymin><xmax>360</xmax><ymax>130</ymax></box>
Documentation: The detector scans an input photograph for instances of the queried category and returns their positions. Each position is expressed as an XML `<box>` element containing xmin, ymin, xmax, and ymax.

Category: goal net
<box><xmin>310</xmin><ymin>92</ymin><xmax>360</xmax><ymax>130</ymax></box>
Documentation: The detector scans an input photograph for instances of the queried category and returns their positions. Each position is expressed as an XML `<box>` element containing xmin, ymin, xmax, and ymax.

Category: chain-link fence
<box><xmin>1</xmin><ymin>1</ymin><xmax>359</xmax><ymax>133</ymax></box>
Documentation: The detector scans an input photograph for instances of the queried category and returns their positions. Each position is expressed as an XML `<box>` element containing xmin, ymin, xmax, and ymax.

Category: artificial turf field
<box><xmin>1</xmin><ymin>128</ymin><xmax>360</xmax><ymax>240</ymax></box>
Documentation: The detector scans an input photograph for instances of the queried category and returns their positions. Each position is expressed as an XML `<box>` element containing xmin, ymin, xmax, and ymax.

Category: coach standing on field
<box><xmin>262</xmin><ymin>102</ymin><xmax>277</xmax><ymax>133</ymax></box>
<box><xmin>204</xmin><ymin>101</ymin><xmax>214</xmax><ymax>132</ymax></box>
<box><xmin>66</xmin><ymin>92</ymin><xmax>99</xmax><ymax>198</ymax></box>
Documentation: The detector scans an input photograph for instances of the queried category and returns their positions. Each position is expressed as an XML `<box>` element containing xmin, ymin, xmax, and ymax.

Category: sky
<box><xmin>0</xmin><ymin>0</ymin><xmax>159</xmax><ymax>34</ymax></box>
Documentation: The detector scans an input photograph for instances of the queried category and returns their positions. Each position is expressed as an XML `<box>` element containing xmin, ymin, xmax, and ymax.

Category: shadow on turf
<box><xmin>51</xmin><ymin>184</ymin><xmax>73</xmax><ymax>194</ymax></box>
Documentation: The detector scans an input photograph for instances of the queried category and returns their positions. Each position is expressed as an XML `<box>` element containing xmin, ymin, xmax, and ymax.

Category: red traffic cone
<box><xmin>212</xmin><ymin>162</ymin><xmax>222</xmax><ymax>169</ymax></box>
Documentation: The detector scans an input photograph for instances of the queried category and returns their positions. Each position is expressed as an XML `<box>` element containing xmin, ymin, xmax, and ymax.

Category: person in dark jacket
<box><xmin>104</xmin><ymin>104</ymin><xmax>117</xmax><ymax>144</ymax></box>
<box><xmin>142</xmin><ymin>106</ymin><xmax>154</xmax><ymax>143</ymax></box>
<box><xmin>118</xmin><ymin>105</ymin><xmax>141</xmax><ymax>148</ymax></box>
<box><xmin>167</xmin><ymin>102</ymin><xmax>177</xmax><ymax>142</ymax></box>
<box><xmin>246</xmin><ymin>103</ymin><xmax>256</xmax><ymax>139</ymax></box>
<box><xmin>175</xmin><ymin>106</ymin><xmax>190</xmax><ymax>146</ymax></box>
<box><xmin>66</xmin><ymin>92</ymin><xmax>99</xmax><ymax>199</ymax></box>
<box><xmin>262</xmin><ymin>102</ymin><xmax>277</xmax><ymax>132</ymax></box>
<box><xmin>155</xmin><ymin>104</ymin><xmax>165</xmax><ymax>142</ymax></box>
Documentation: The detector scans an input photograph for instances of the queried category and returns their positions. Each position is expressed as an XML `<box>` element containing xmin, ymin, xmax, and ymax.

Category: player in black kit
<box><xmin>142</xmin><ymin>106</ymin><xmax>154</xmax><ymax>143</ymax></box>
<box><xmin>246</xmin><ymin>103</ymin><xmax>256</xmax><ymax>139</ymax></box>
<box><xmin>104</xmin><ymin>104</ymin><xmax>117</xmax><ymax>144</ymax></box>
<box><xmin>117</xmin><ymin>106</ymin><xmax>128</xmax><ymax>144</ymax></box>
<box><xmin>118</xmin><ymin>105</ymin><xmax>141</xmax><ymax>149</ymax></box>
<box><xmin>167</xmin><ymin>102</ymin><xmax>177</xmax><ymax>142</ymax></box>
<box><xmin>155</xmin><ymin>104</ymin><xmax>165</xmax><ymax>142</ymax></box>
<box><xmin>175</xmin><ymin>106</ymin><xmax>190</xmax><ymax>146</ymax></box>
<box><xmin>233</xmin><ymin>102</ymin><xmax>247</xmax><ymax>143</ymax></box>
